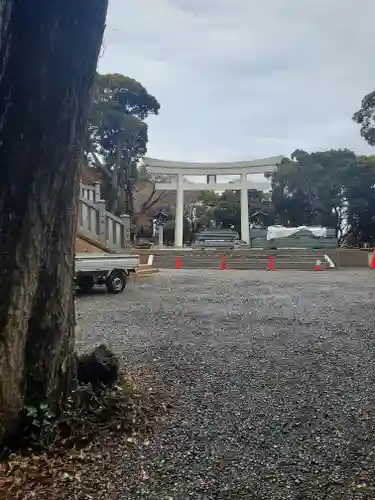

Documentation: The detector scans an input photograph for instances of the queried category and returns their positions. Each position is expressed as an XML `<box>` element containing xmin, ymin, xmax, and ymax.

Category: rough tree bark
<box><xmin>0</xmin><ymin>0</ymin><xmax>108</xmax><ymax>442</ymax></box>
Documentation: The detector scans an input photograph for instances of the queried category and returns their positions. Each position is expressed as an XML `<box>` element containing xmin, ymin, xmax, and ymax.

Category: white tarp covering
<box><xmin>267</xmin><ymin>225</ymin><xmax>327</xmax><ymax>241</ymax></box>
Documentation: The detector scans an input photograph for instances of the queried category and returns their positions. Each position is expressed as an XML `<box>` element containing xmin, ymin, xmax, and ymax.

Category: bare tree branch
<box><xmin>142</xmin><ymin>190</ymin><xmax>167</xmax><ymax>212</ymax></box>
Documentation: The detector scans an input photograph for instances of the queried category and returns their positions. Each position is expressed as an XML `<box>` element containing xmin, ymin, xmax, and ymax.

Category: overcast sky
<box><xmin>98</xmin><ymin>0</ymin><xmax>375</xmax><ymax>163</ymax></box>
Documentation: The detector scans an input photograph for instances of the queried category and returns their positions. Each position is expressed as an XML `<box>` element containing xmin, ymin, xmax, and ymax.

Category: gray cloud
<box><xmin>99</xmin><ymin>0</ymin><xmax>375</xmax><ymax>161</ymax></box>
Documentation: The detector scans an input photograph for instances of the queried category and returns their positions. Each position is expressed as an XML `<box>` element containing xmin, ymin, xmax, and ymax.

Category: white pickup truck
<box><xmin>75</xmin><ymin>253</ymin><xmax>139</xmax><ymax>293</ymax></box>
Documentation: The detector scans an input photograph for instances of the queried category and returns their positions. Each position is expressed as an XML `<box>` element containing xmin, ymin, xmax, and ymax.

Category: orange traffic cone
<box><xmin>220</xmin><ymin>254</ymin><xmax>227</xmax><ymax>270</ymax></box>
<box><xmin>370</xmin><ymin>251</ymin><xmax>375</xmax><ymax>269</ymax></box>
<box><xmin>314</xmin><ymin>254</ymin><xmax>322</xmax><ymax>271</ymax></box>
<box><xmin>267</xmin><ymin>255</ymin><xmax>275</xmax><ymax>271</ymax></box>
<box><xmin>175</xmin><ymin>255</ymin><xmax>181</xmax><ymax>270</ymax></box>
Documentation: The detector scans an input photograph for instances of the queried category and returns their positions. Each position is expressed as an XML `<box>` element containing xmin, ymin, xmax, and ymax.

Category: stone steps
<box><xmin>134</xmin><ymin>249</ymin><xmax>334</xmax><ymax>271</ymax></box>
<box><xmin>152</xmin><ymin>257</ymin><xmax>328</xmax><ymax>271</ymax></box>
<box><xmin>134</xmin><ymin>248</ymin><xmax>373</xmax><ymax>269</ymax></box>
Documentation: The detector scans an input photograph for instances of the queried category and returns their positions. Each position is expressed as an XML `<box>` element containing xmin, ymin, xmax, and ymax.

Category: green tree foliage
<box><xmin>353</xmin><ymin>90</ymin><xmax>375</xmax><ymax>146</ymax></box>
<box><xmin>271</xmin><ymin>149</ymin><xmax>358</xmax><ymax>235</ymax></box>
<box><xmin>271</xmin><ymin>149</ymin><xmax>375</xmax><ymax>243</ymax></box>
<box><xmin>345</xmin><ymin>156</ymin><xmax>375</xmax><ymax>243</ymax></box>
<box><xmin>89</xmin><ymin>73</ymin><xmax>160</xmax><ymax>221</ymax></box>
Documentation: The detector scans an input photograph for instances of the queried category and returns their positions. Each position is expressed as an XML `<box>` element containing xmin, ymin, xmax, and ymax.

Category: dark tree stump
<box><xmin>77</xmin><ymin>345</ymin><xmax>119</xmax><ymax>390</ymax></box>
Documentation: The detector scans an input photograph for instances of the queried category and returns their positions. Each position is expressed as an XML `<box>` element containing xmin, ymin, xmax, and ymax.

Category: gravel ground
<box><xmin>76</xmin><ymin>269</ymin><xmax>375</xmax><ymax>500</ymax></box>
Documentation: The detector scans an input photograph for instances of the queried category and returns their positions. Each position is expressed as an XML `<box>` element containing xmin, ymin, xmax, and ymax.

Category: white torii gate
<box><xmin>142</xmin><ymin>156</ymin><xmax>283</xmax><ymax>247</ymax></box>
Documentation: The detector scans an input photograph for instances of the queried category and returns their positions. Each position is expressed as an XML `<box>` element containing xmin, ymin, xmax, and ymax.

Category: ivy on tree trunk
<box><xmin>0</xmin><ymin>0</ymin><xmax>108</xmax><ymax>442</ymax></box>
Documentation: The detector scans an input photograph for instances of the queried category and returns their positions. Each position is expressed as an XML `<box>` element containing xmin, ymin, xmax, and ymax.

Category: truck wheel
<box><xmin>77</xmin><ymin>276</ymin><xmax>95</xmax><ymax>293</ymax></box>
<box><xmin>106</xmin><ymin>270</ymin><xmax>126</xmax><ymax>293</ymax></box>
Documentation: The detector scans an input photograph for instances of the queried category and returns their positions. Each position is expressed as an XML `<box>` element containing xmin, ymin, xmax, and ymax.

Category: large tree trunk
<box><xmin>0</xmin><ymin>0</ymin><xmax>108</xmax><ymax>441</ymax></box>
